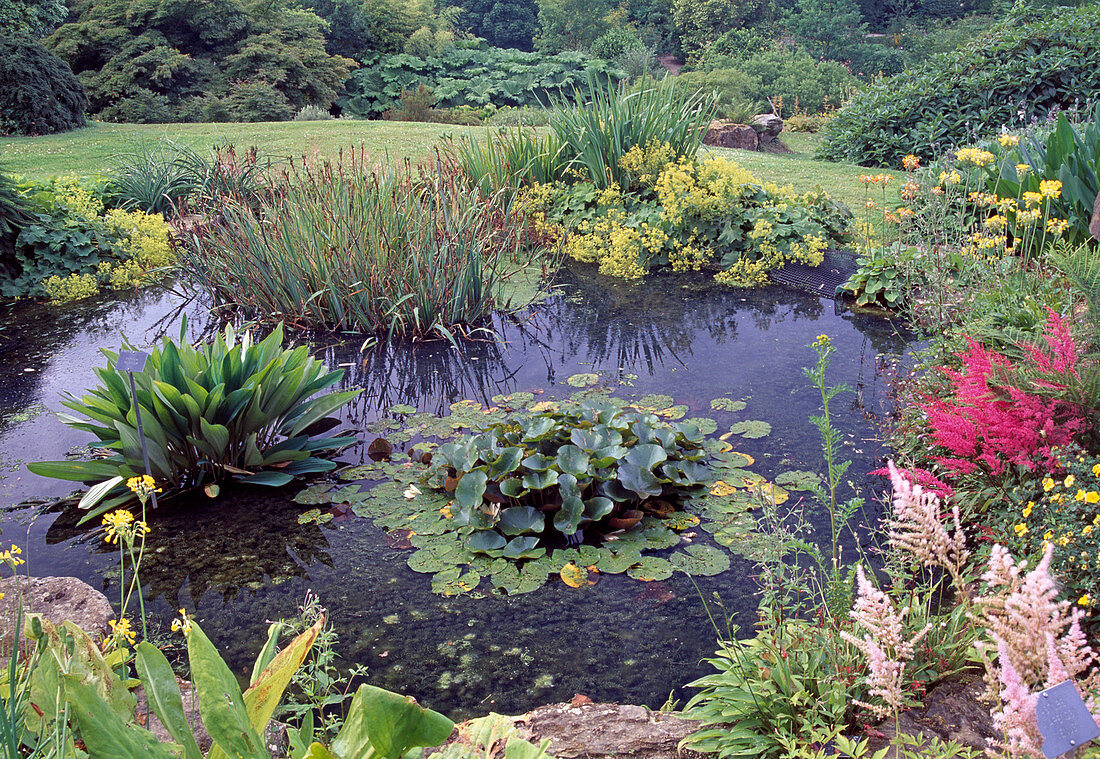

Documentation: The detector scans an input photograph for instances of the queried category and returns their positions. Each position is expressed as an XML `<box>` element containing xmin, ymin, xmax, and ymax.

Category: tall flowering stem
<box><xmin>840</xmin><ymin>565</ymin><xmax>930</xmax><ymax>721</ymax></box>
<box><xmin>102</xmin><ymin>475</ymin><xmax>157</xmax><ymax>646</ymax></box>
<box><xmin>885</xmin><ymin>461</ymin><xmax>969</xmax><ymax>593</ymax></box>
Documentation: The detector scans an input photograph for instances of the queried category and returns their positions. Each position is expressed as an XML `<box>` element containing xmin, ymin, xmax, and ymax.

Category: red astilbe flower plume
<box><xmin>920</xmin><ymin>312</ymin><xmax>1087</xmax><ymax>480</ymax></box>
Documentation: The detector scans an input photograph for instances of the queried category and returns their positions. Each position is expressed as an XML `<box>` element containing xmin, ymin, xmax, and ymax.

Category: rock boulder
<box><xmin>1090</xmin><ymin>190</ymin><xmax>1100</xmax><ymax>243</ymax></box>
<box><xmin>514</xmin><ymin>702</ymin><xmax>702</xmax><ymax>759</ymax></box>
<box><xmin>0</xmin><ymin>576</ymin><xmax>113</xmax><ymax>655</ymax></box>
<box><xmin>702</xmin><ymin>121</ymin><xmax>758</xmax><ymax>151</ymax></box>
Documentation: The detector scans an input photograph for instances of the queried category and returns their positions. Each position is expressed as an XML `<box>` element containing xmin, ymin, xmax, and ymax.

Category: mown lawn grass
<box><xmin>1</xmin><ymin>120</ymin><xmax>490</xmax><ymax>178</ymax></box>
<box><xmin>2</xmin><ymin>121</ymin><xmax>897</xmax><ymax>215</ymax></box>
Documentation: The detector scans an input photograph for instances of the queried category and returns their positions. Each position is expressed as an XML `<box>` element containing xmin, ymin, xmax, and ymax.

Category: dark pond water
<box><xmin>0</xmin><ymin>264</ymin><xmax>911</xmax><ymax>719</ymax></box>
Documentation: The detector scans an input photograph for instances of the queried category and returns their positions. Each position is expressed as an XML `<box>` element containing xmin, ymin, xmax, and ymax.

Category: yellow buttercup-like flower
<box><xmin>1040</xmin><ymin>179</ymin><xmax>1062</xmax><ymax>199</ymax></box>
<box><xmin>1014</xmin><ymin>523</ymin><xmax>1029</xmax><ymax>537</ymax></box>
<box><xmin>998</xmin><ymin>134</ymin><xmax>1020</xmax><ymax>148</ymax></box>
<box><xmin>0</xmin><ymin>544</ymin><xmax>24</xmax><ymax>569</ymax></box>
<box><xmin>1079</xmin><ymin>594</ymin><xmax>1092</xmax><ymax>607</ymax></box>
<box><xmin>1065</xmin><ymin>474</ymin><xmax>1076</xmax><ymax>488</ymax></box>
<box><xmin>1023</xmin><ymin>501</ymin><xmax>1034</xmax><ymax>518</ymax></box>
<box><xmin>108</xmin><ymin>618</ymin><xmax>136</xmax><ymax>646</ymax></box>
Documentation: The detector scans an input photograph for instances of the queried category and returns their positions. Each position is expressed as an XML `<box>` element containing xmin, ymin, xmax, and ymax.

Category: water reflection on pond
<box><xmin>0</xmin><ymin>264</ymin><xmax>910</xmax><ymax>718</ymax></box>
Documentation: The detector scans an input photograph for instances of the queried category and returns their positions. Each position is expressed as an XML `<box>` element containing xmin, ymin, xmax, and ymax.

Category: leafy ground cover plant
<box><xmin>522</xmin><ymin>141</ymin><xmax>848</xmax><ymax>284</ymax></box>
<box><xmin>176</xmin><ymin>148</ymin><xmax>547</xmax><ymax>338</ymax></box>
<box><xmin>0</xmin><ymin>175</ymin><xmax>173</xmax><ymax>300</ymax></box>
<box><xmin>293</xmin><ymin>383</ymin><xmax>813</xmax><ymax>595</ymax></box>
<box><xmin>28</xmin><ymin>322</ymin><xmax>361</xmax><ymax>520</ymax></box>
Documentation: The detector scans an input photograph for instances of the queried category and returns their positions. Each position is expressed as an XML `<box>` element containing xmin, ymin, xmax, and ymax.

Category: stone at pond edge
<box><xmin>516</xmin><ymin>703</ymin><xmax>703</xmax><ymax>759</ymax></box>
<box><xmin>1090</xmin><ymin>190</ymin><xmax>1100</xmax><ymax>243</ymax></box>
<box><xmin>868</xmin><ymin>673</ymin><xmax>995</xmax><ymax>758</ymax></box>
<box><xmin>429</xmin><ymin>703</ymin><xmax>702</xmax><ymax>759</ymax></box>
<box><xmin>0</xmin><ymin>576</ymin><xmax>113</xmax><ymax>655</ymax></box>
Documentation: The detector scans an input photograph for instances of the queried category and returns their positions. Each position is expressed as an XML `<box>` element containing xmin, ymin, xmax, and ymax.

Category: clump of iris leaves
<box><xmin>296</xmin><ymin>380</ymin><xmax>822</xmax><ymax>596</ymax></box>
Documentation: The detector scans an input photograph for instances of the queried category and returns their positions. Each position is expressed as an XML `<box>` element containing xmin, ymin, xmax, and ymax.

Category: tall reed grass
<box><xmin>176</xmin><ymin>148</ymin><xmax>542</xmax><ymax>340</ymax></box>
<box><xmin>449</xmin><ymin>75</ymin><xmax>714</xmax><ymax>192</ymax></box>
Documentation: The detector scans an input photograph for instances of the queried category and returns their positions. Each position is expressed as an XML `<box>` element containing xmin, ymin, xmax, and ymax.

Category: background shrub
<box><xmin>818</xmin><ymin>4</ymin><xmax>1100</xmax><ymax>167</ymax></box>
<box><xmin>0</xmin><ymin>34</ymin><xmax>87</xmax><ymax>136</ymax></box>
<box><xmin>338</xmin><ymin>48</ymin><xmax>624</xmax><ymax>118</ymax></box>
<box><xmin>670</xmin><ymin>69</ymin><xmax>763</xmax><ymax>121</ymax></box>
<box><xmin>589</xmin><ymin>28</ymin><xmax>644</xmax><ymax>60</ymax></box>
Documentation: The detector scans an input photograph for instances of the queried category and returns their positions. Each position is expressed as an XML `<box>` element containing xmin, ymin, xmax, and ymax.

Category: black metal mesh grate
<box><xmin>769</xmin><ymin>247</ymin><xmax>859</xmax><ymax>299</ymax></box>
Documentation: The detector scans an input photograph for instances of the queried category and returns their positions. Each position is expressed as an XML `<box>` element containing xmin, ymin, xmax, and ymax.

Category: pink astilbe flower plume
<box><xmin>885</xmin><ymin>460</ymin><xmax>969</xmax><ymax>589</ymax></box>
<box><xmin>990</xmin><ymin>639</ymin><xmax>1043</xmax><ymax>759</ymax></box>
<box><xmin>841</xmin><ymin>566</ymin><xmax>930</xmax><ymax>719</ymax></box>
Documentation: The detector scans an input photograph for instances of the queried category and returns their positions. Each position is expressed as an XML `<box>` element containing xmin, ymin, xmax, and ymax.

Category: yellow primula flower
<box><xmin>1015</xmin><ymin>164</ymin><xmax>1030</xmax><ymax>178</ymax></box>
<box><xmin>1040</xmin><ymin>179</ymin><xmax>1062</xmax><ymax>199</ymax></box>
<box><xmin>0</xmin><ymin>544</ymin><xmax>24</xmax><ymax>569</ymax></box>
<box><xmin>902</xmin><ymin>154</ymin><xmax>920</xmax><ymax>171</ymax></box>
<box><xmin>1046</xmin><ymin>218</ymin><xmax>1069</xmax><ymax>235</ymax></box>
<box><xmin>107</xmin><ymin>618</ymin><xmax>136</xmax><ymax>646</ymax></box>
<box><xmin>998</xmin><ymin>134</ymin><xmax>1020</xmax><ymax>148</ymax></box>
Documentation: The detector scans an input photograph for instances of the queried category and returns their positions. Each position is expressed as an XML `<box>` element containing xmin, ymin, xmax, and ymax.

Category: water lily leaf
<box><xmin>521</xmin><ymin>453</ymin><xmax>554</xmax><ymax>472</ymax></box>
<box><xmin>710</xmin><ymin>398</ymin><xmax>747</xmax><ymax>413</ymax></box>
<box><xmin>715</xmin><ymin>450</ymin><xmax>754</xmax><ymax>467</ymax></box>
<box><xmin>751</xmin><ymin>482</ymin><xmax>789</xmax><ymax>505</ymax></box>
<box><xmin>499</xmin><ymin>506</ymin><xmax>543</xmax><ymax>535</ymax></box>
<box><xmin>297</xmin><ymin>509</ymin><xmax>333</xmax><ymax>525</ymax></box>
<box><xmin>624</xmin><ymin>444</ymin><xmax>668</xmax><ymax>472</ymax></box>
<box><xmin>553</xmin><ymin>493</ymin><xmax>585</xmax><ymax>536</ymax></box>
<box><xmin>467</xmin><ymin>531</ymin><xmax>507</xmax><ymax>554</ymax></box>
<box><xmin>454</xmin><ymin>470</ymin><xmax>488</xmax><ymax>511</ymax></box>
<box><xmin>408</xmin><ymin>550</ymin><xmax>454</xmax><ymax>573</ymax></box>
<box><xmin>634</xmin><ymin>394</ymin><xmax>673</xmax><ymax>411</ymax></box>
<box><xmin>387</xmin><ymin>404</ymin><xmax>416</xmax><ymax>415</ymax></box>
<box><xmin>627</xmin><ymin>556</ymin><xmax>674</xmax><ymax>582</ymax></box>
<box><xmin>432</xmin><ymin>568</ymin><xmax>481</xmax><ymax>596</ymax></box>
<box><xmin>618</xmin><ymin>464</ymin><xmax>662</xmax><ymax>499</ymax></box>
<box><xmin>490</xmin><ymin>562</ymin><xmax>522</xmax><ymax>593</ymax></box>
<box><xmin>594</xmin><ymin>549</ymin><xmax>642</xmax><ymax>574</ymax></box>
<box><xmin>566</xmin><ymin>373</ymin><xmax>599</xmax><ymax>388</ymax></box>
<box><xmin>449</xmin><ymin>400</ymin><xmax>483</xmax><ymax>415</ymax></box>
<box><xmin>529</xmin><ymin>401</ymin><xmax>559</xmax><ymax>413</ymax></box>
<box><xmin>656</xmin><ymin>405</ymin><xmax>688</xmax><ymax>420</ymax></box>
<box><xmin>498</xmin><ymin>478</ymin><xmax>528</xmax><ymax>499</ymax></box>
<box><xmin>522</xmin><ymin>469</ymin><xmax>559</xmax><ymax>491</ymax></box>
<box><xmin>501</xmin><ymin>536</ymin><xmax>543</xmax><ymax>560</ymax></box>
<box><xmin>729</xmin><ymin>420</ymin><xmax>771</xmax><ymax>439</ymax></box>
<box><xmin>486</xmin><ymin>447</ymin><xmax>524</xmax><ymax>480</ymax></box>
<box><xmin>337</xmin><ymin>463</ymin><xmax>383</xmax><ymax>481</ymax></box>
<box><xmin>684</xmin><ymin>417</ymin><xmax>719</xmax><ymax>435</ymax></box>
<box><xmin>559</xmin><ymin>562</ymin><xmax>590</xmax><ymax>588</ymax></box>
<box><xmin>774</xmin><ymin>470</ymin><xmax>821</xmax><ymax>490</ymax></box>
<box><xmin>669</xmin><ymin>545</ymin><xmax>731</xmax><ymax>576</ymax></box>
<box><xmin>557</xmin><ymin>445</ymin><xmax>589</xmax><ymax>477</ymax></box>
<box><xmin>583</xmin><ymin>496</ymin><xmax>614</xmax><ymax>521</ymax></box>
<box><xmin>663</xmin><ymin>512</ymin><xmax>700</xmax><ymax>531</ymax></box>
<box><xmin>709</xmin><ymin>480</ymin><xmax>739</xmax><ymax>497</ymax></box>
<box><xmin>491</xmin><ymin>392</ymin><xmax>535</xmax><ymax>410</ymax></box>
<box><xmin>294</xmin><ymin>483</ymin><xmax>335</xmax><ymax>505</ymax></box>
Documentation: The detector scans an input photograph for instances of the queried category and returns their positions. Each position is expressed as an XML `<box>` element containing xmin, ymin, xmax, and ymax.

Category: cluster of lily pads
<box><xmin>294</xmin><ymin>381</ymin><xmax>820</xmax><ymax>596</ymax></box>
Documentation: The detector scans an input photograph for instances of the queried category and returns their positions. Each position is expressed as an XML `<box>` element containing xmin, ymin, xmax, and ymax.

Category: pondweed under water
<box><xmin>0</xmin><ymin>263</ymin><xmax>911</xmax><ymax>718</ymax></box>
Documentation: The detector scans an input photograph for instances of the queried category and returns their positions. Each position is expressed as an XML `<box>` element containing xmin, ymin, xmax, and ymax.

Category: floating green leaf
<box><xmin>293</xmin><ymin>483</ymin><xmax>335</xmax><ymax>506</ymax></box>
<box><xmin>627</xmin><ymin>556</ymin><xmax>674</xmax><ymax>582</ymax></box>
<box><xmin>774</xmin><ymin>470</ymin><xmax>821</xmax><ymax>490</ymax></box>
<box><xmin>728</xmin><ymin>420</ymin><xmax>772</xmax><ymax>439</ymax></box>
<box><xmin>684</xmin><ymin>417</ymin><xmax>719</xmax><ymax>435</ymax></box>
<box><xmin>565</xmin><ymin>373</ymin><xmax>599</xmax><ymax>387</ymax></box>
<box><xmin>710</xmin><ymin>398</ymin><xmax>747</xmax><ymax>413</ymax></box>
<box><xmin>669</xmin><ymin>545</ymin><xmax>731</xmax><ymax>576</ymax></box>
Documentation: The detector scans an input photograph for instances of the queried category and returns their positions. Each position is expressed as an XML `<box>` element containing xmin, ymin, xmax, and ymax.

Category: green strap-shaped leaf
<box><xmin>331</xmin><ymin>685</ymin><xmax>454</xmax><ymax>759</ymax></box>
<box><xmin>185</xmin><ymin>622</ymin><xmax>268</xmax><ymax>759</ymax></box>
<box><xmin>62</xmin><ymin>675</ymin><xmax>177</xmax><ymax>759</ymax></box>
<box><xmin>26</xmin><ymin>460</ymin><xmax>122</xmax><ymax>482</ymax></box>
<box><xmin>135</xmin><ymin>642</ymin><xmax>204</xmax><ymax>759</ymax></box>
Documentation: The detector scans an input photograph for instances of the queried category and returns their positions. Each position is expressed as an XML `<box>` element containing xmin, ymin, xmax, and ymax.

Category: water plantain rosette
<box><xmin>434</xmin><ymin>400</ymin><xmax>711</xmax><ymax>558</ymax></box>
<box><xmin>28</xmin><ymin>321</ymin><xmax>361</xmax><ymax>522</ymax></box>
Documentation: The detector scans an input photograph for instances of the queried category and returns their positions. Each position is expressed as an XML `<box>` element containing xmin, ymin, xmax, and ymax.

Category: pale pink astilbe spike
<box><xmin>841</xmin><ymin>565</ymin><xmax>931</xmax><ymax>719</ymax></box>
<box><xmin>885</xmin><ymin>460</ymin><xmax>969</xmax><ymax>582</ymax></box>
<box><xmin>1057</xmin><ymin>610</ymin><xmax>1096</xmax><ymax>678</ymax></box>
<box><xmin>990</xmin><ymin>638</ymin><xmax>1043</xmax><ymax>759</ymax></box>
<box><xmin>984</xmin><ymin>545</ymin><xmax>1066</xmax><ymax>687</ymax></box>
<box><xmin>1044</xmin><ymin>632</ymin><xmax>1070</xmax><ymax>688</ymax></box>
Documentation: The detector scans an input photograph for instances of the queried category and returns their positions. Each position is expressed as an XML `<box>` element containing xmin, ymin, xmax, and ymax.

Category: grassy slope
<box><xmin>2</xmin><ymin>122</ymin><xmax>897</xmax><ymax>213</ymax></box>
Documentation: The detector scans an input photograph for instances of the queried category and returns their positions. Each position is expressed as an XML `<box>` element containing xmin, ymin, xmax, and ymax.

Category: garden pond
<box><xmin>0</xmin><ymin>263</ymin><xmax>912</xmax><ymax>720</ymax></box>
